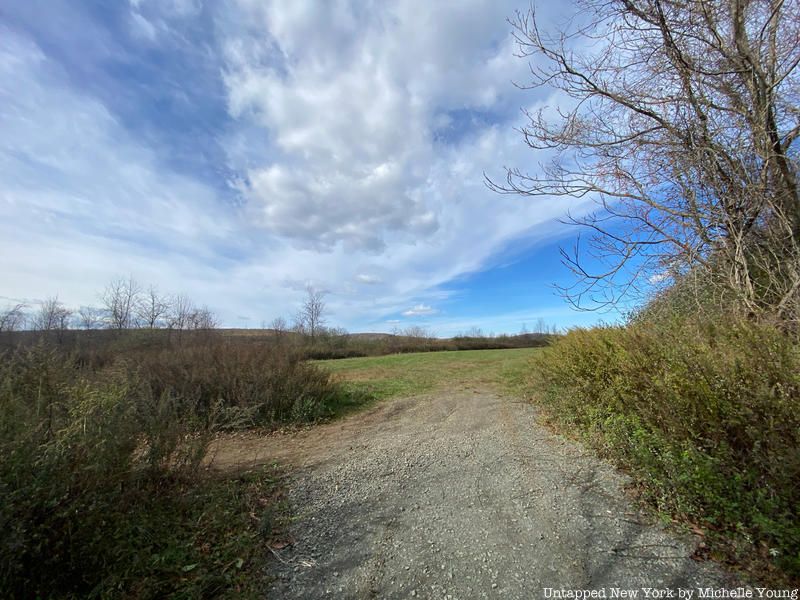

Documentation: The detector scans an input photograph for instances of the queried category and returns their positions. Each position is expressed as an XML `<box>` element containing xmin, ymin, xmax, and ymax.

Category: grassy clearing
<box><xmin>316</xmin><ymin>347</ymin><xmax>541</xmax><ymax>400</ymax></box>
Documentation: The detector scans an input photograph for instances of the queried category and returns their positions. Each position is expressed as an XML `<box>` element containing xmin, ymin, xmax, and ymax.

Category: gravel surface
<box><xmin>263</xmin><ymin>390</ymin><xmax>735</xmax><ymax>598</ymax></box>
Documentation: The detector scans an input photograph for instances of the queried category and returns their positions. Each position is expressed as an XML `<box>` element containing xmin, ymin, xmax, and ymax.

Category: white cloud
<box><xmin>402</xmin><ymin>304</ymin><xmax>438</xmax><ymax>317</ymax></box>
<box><xmin>0</xmin><ymin>3</ymin><xmax>594</xmax><ymax>332</ymax></box>
<box><xmin>0</xmin><ymin>28</ymin><xmax>238</xmax><ymax>309</ymax></box>
<box><xmin>355</xmin><ymin>274</ymin><xmax>383</xmax><ymax>285</ymax></box>
<box><xmin>648</xmin><ymin>272</ymin><xmax>669</xmax><ymax>285</ymax></box>
<box><xmin>219</xmin><ymin>0</ymin><xmax>556</xmax><ymax>251</ymax></box>
<box><xmin>208</xmin><ymin>0</ymin><xmax>590</xmax><ymax>327</ymax></box>
<box><xmin>129</xmin><ymin>11</ymin><xmax>158</xmax><ymax>41</ymax></box>
<box><xmin>130</xmin><ymin>0</ymin><xmax>202</xmax><ymax>18</ymax></box>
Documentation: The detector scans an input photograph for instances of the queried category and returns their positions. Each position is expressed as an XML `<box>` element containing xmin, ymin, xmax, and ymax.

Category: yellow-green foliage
<box><xmin>530</xmin><ymin>318</ymin><xmax>800</xmax><ymax>580</ymax></box>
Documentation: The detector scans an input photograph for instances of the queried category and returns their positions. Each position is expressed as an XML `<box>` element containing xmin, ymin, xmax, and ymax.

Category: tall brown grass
<box><xmin>0</xmin><ymin>334</ymin><xmax>344</xmax><ymax>597</ymax></box>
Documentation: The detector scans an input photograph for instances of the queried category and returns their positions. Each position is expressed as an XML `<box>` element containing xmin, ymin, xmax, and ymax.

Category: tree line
<box><xmin>0</xmin><ymin>277</ymin><xmax>216</xmax><ymax>334</ymax></box>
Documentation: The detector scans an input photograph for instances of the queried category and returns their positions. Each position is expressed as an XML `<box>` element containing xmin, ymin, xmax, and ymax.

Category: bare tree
<box><xmin>403</xmin><ymin>325</ymin><xmax>430</xmax><ymax>339</ymax></box>
<box><xmin>167</xmin><ymin>294</ymin><xmax>194</xmax><ymax>331</ymax></box>
<box><xmin>533</xmin><ymin>317</ymin><xmax>548</xmax><ymax>335</ymax></box>
<box><xmin>0</xmin><ymin>303</ymin><xmax>27</xmax><ymax>333</ymax></box>
<box><xmin>270</xmin><ymin>316</ymin><xmax>288</xmax><ymax>341</ymax></box>
<box><xmin>271</xmin><ymin>316</ymin><xmax>288</xmax><ymax>332</ymax></box>
<box><xmin>137</xmin><ymin>286</ymin><xmax>170</xmax><ymax>329</ymax></box>
<box><xmin>32</xmin><ymin>297</ymin><xmax>72</xmax><ymax>337</ymax></box>
<box><xmin>77</xmin><ymin>306</ymin><xmax>104</xmax><ymax>330</ymax></box>
<box><xmin>102</xmin><ymin>277</ymin><xmax>141</xmax><ymax>330</ymax></box>
<box><xmin>297</xmin><ymin>285</ymin><xmax>327</xmax><ymax>340</ymax></box>
<box><xmin>291</xmin><ymin>316</ymin><xmax>307</xmax><ymax>336</ymax></box>
<box><xmin>490</xmin><ymin>0</ymin><xmax>800</xmax><ymax>319</ymax></box>
<box><xmin>189</xmin><ymin>306</ymin><xmax>217</xmax><ymax>330</ymax></box>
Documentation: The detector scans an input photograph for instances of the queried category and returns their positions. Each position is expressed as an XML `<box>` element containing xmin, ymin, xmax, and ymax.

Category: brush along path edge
<box><xmin>236</xmin><ymin>386</ymin><xmax>736</xmax><ymax>598</ymax></box>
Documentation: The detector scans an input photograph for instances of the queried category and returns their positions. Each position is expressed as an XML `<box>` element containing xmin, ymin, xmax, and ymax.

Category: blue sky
<box><xmin>0</xmin><ymin>0</ymin><xmax>611</xmax><ymax>335</ymax></box>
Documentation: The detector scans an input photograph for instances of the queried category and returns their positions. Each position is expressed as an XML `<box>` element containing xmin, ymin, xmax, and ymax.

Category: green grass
<box><xmin>316</xmin><ymin>348</ymin><xmax>541</xmax><ymax>401</ymax></box>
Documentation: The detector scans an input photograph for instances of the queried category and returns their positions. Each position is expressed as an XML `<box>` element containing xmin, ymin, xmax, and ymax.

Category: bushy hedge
<box><xmin>246</xmin><ymin>331</ymin><xmax>554</xmax><ymax>361</ymax></box>
<box><xmin>529</xmin><ymin>318</ymin><xmax>800</xmax><ymax>580</ymax></box>
<box><xmin>129</xmin><ymin>340</ymin><xmax>342</xmax><ymax>426</ymax></box>
<box><xmin>0</xmin><ymin>337</ymin><xmax>344</xmax><ymax>597</ymax></box>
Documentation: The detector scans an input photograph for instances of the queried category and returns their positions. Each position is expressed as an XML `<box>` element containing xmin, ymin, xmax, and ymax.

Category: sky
<box><xmin>0</xmin><ymin>0</ymin><xmax>610</xmax><ymax>336</ymax></box>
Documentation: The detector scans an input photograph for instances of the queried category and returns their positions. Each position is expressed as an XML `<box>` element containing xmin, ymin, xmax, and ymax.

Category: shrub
<box><xmin>127</xmin><ymin>340</ymin><xmax>341</xmax><ymax>426</ymax></box>
<box><xmin>529</xmin><ymin>317</ymin><xmax>800</xmax><ymax>580</ymax></box>
<box><xmin>0</xmin><ymin>336</ymin><xmax>346</xmax><ymax>596</ymax></box>
<box><xmin>0</xmin><ymin>344</ymin><xmax>213</xmax><ymax>596</ymax></box>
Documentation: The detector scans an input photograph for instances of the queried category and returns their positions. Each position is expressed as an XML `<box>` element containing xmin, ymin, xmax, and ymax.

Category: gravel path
<box><xmin>262</xmin><ymin>389</ymin><xmax>735</xmax><ymax>598</ymax></box>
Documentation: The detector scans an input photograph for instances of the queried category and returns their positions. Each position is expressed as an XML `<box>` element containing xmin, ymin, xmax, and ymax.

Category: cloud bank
<box><xmin>0</xmin><ymin>0</ymin><xmax>587</xmax><ymax>333</ymax></box>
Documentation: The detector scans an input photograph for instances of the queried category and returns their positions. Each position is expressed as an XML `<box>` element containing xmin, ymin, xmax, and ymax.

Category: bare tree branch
<box><xmin>489</xmin><ymin>0</ymin><xmax>800</xmax><ymax>318</ymax></box>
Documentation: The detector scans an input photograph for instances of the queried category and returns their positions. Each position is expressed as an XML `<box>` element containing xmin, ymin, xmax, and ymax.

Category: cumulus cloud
<box><xmin>0</xmin><ymin>1</ymin><xmax>591</xmax><ymax>333</ymax></box>
<box><xmin>205</xmin><ymin>0</ymin><xmax>589</xmax><ymax>328</ymax></box>
<box><xmin>219</xmin><ymin>0</ymin><xmax>549</xmax><ymax>251</ymax></box>
<box><xmin>402</xmin><ymin>304</ymin><xmax>438</xmax><ymax>317</ymax></box>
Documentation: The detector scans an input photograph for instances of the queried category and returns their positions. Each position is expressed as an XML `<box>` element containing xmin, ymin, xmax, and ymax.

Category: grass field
<box><xmin>316</xmin><ymin>347</ymin><xmax>541</xmax><ymax>402</ymax></box>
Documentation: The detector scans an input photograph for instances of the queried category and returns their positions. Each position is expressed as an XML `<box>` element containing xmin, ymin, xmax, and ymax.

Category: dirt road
<box><xmin>214</xmin><ymin>388</ymin><xmax>735</xmax><ymax>598</ymax></box>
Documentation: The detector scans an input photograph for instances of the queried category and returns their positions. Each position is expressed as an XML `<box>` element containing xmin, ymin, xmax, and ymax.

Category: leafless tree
<box><xmin>403</xmin><ymin>325</ymin><xmax>430</xmax><ymax>339</ymax></box>
<box><xmin>0</xmin><ymin>303</ymin><xmax>27</xmax><ymax>333</ymax></box>
<box><xmin>490</xmin><ymin>0</ymin><xmax>800</xmax><ymax>320</ymax></box>
<box><xmin>32</xmin><ymin>297</ymin><xmax>72</xmax><ymax>334</ymax></box>
<box><xmin>137</xmin><ymin>286</ymin><xmax>170</xmax><ymax>329</ymax></box>
<box><xmin>77</xmin><ymin>306</ymin><xmax>104</xmax><ymax>330</ymax></box>
<box><xmin>271</xmin><ymin>316</ymin><xmax>288</xmax><ymax>332</ymax></box>
<box><xmin>102</xmin><ymin>277</ymin><xmax>141</xmax><ymax>330</ymax></box>
<box><xmin>189</xmin><ymin>306</ymin><xmax>217</xmax><ymax>330</ymax></box>
<box><xmin>297</xmin><ymin>285</ymin><xmax>327</xmax><ymax>340</ymax></box>
<box><xmin>533</xmin><ymin>317</ymin><xmax>548</xmax><ymax>335</ymax></box>
<box><xmin>168</xmin><ymin>294</ymin><xmax>195</xmax><ymax>331</ymax></box>
<box><xmin>270</xmin><ymin>316</ymin><xmax>288</xmax><ymax>341</ymax></box>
